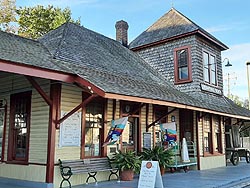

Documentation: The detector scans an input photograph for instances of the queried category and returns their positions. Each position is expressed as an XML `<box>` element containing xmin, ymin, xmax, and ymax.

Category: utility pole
<box><xmin>224</xmin><ymin>72</ymin><xmax>237</xmax><ymax>98</ymax></box>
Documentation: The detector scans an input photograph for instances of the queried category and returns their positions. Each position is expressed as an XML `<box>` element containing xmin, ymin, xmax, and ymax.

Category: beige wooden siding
<box><xmin>198</xmin><ymin>117</ymin><xmax>204</xmax><ymax>156</ymax></box>
<box><xmin>147</xmin><ymin>104</ymin><xmax>154</xmax><ymax>147</ymax></box>
<box><xmin>55</xmin><ymin>84</ymin><xmax>82</xmax><ymax>160</ymax></box>
<box><xmin>200</xmin><ymin>155</ymin><xmax>226</xmax><ymax>170</ymax></box>
<box><xmin>0</xmin><ymin>73</ymin><xmax>50</xmax><ymax>182</ymax></box>
<box><xmin>0</xmin><ymin>74</ymin><xmax>50</xmax><ymax>164</ymax></box>
<box><xmin>29</xmin><ymin>78</ymin><xmax>50</xmax><ymax>164</ymax></box>
<box><xmin>106</xmin><ymin>99</ymin><xmax>116</xmax><ymax>156</ymax></box>
<box><xmin>0</xmin><ymin>164</ymin><xmax>46</xmax><ymax>182</ymax></box>
<box><xmin>221</xmin><ymin>118</ymin><xmax>225</xmax><ymax>154</ymax></box>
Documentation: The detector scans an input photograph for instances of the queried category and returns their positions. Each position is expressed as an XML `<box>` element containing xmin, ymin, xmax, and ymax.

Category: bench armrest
<box><xmin>60</xmin><ymin>166</ymin><xmax>72</xmax><ymax>176</ymax></box>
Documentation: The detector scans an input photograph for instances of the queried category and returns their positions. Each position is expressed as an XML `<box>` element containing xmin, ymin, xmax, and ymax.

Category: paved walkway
<box><xmin>0</xmin><ymin>161</ymin><xmax>249</xmax><ymax>188</ymax></box>
<box><xmin>74</xmin><ymin>161</ymin><xmax>250</xmax><ymax>188</ymax></box>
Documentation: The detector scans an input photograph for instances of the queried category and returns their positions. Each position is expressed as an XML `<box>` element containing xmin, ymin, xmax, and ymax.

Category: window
<box><xmin>203</xmin><ymin>114</ymin><xmax>223</xmax><ymax>156</ymax></box>
<box><xmin>214</xmin><ymin>116</ymin><xmax>222</xmax><ymax>153</ymax></box>
<box><xmin>174</xmin><ymin>46</ymin><xmax>192</xmax><ymax>83</ymax></box>
<box><xmin>84</xmin><ymin>98</ymin><xmax>104</xmax><ymax>157</ymax></box>
<box><xmin>203</xmin><ymin>114</ymin><xmax>212</xmax><ymax>154</ymax></box>
<box><xmin>203</xmin><ymin>51</ymin><xmax>217</xmax><ymax>85</ymax></box>
<box><xmin>120</xmin><ymin>101</ymin><xmax>140</xmax><ymax>153</ymax></box>
<box><xmin>8</xmin><ymin>91</ymin><xmax>31</xmax><ymax>162</ymax></box>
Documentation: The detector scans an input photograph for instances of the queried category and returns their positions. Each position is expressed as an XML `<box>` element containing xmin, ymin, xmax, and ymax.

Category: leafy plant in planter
<box><xmin>140</xmin><ymin>146</ymin><xmax>174</xmax><ymax>175</ymax></box>
<box><xmin>109</xmin><ymin>150</ymin><xmax>141</xmax><ymax>181</ymax></box>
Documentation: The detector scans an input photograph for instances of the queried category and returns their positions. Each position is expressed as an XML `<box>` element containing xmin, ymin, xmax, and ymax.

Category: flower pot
<box><xmin>120</xmin><ymin>169</ymin><xmax>134</xmax><ymax>181</ymax></box>
<box><xmin>160</xmin><ymin>166</ymin><xmax>165</xmax><ymax>175</ymax></box>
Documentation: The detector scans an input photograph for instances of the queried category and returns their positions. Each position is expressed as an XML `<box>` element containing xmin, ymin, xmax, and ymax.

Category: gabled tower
<box><xmin>130</xmin><ymin>8</ymin><xmax>228</xmax><ymax>97</ymax></box>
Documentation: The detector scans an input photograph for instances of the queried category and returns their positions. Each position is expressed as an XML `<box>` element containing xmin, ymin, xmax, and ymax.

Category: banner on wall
<box><xmin>102</xmin><ymin>117</ymin><xmax>128</xmax><ymax>146</ymax></box>
<box><xmin>160</xmin><ymin>122</ymin><xmax>177</xmax><ymax>143</ymax></box>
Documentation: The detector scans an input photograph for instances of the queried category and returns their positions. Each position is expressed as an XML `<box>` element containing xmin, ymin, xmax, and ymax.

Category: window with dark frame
<box><xmin>84</xmin><ymin>98</ymin><xmax>104</xmax><ymax>157</ymax></box>
<box><xmin>214</xmin><ymin>115</ymin><xmax>222</xmax><ymax>153</ymax></box>
<box><xmin>203</xmin><ymin>114</ymin><xmax>212</xmax><ymax>154</ymax></box>
<box><xmin>203</xmin><ymin>51</ymin><xmax>217</xmax><ymax>85</ymax></box>
<box><xmin>8</xmin><ymin>91</ymin><xmax>31</xmax><ymax>162</ymax></box>
<box><xmin>174</xmin><ymin>46</ymin><xmax>192</xmax><ymax>84</ymax></box>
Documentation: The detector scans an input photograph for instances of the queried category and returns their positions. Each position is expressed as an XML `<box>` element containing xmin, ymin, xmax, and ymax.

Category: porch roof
<box><xmin>0</xmin><ymin>23</ymin><xmax>249</xmax><ymax>120</ymax></box>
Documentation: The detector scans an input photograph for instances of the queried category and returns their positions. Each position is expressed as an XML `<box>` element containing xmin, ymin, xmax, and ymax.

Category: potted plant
<box><xmin>140</xmin><ymin>146</ymin><xmax>173</xmax><ymax>175</ymax></box>
<box><xmin>109</xmin><ymin>150</ymin><xmax>141</xmax><ymax>181</ymax></box>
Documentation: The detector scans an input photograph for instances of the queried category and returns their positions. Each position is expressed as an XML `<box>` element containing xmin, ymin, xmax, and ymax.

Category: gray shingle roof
<box><xmin>38</xmin><ymin>23</ymin><xmax>202</xmax><ymax>106</ymax></box>
<box><xmin>0</xmin><ymin>29</ymin><xmax>71</xmax><ymax>73</ymax></box>
<box><xmin>0</xmin><ymin>22</ymin><xmax>249</xmax><ymax>119</ymax></box>
<box><xmin>129</xmin><ymin>8</ymin><xmax>228</xmax><ymax>50</ymax></box>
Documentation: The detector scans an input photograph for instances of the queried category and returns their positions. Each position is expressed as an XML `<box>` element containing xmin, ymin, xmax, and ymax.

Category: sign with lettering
<box><xmin>200</xmin><ymin>83</ymin><xmax>222</xmax><ymax>95</ymax></box>
<box><xmin>59</xmin><ymin>112</ymin><xmax>81</xmax><ymax>147</ymax></box>
<box><xmin>143</xmin><ymin>132</ymin><xmax>152</xmax><ymax>149</ymax></box>
<box><xmin>138</xmin><ymin>161</ymin><xmax>164</xmax><ymax>188</ymax></box>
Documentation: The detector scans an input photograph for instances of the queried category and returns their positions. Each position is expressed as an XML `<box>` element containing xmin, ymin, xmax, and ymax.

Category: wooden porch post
<box><xmin>46</xmin><ymin>82</ymin><xmax>61</xmax><ymax>183</ymax></box>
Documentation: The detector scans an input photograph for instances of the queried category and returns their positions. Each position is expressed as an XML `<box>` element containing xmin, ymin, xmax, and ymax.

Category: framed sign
<box><xmin>59</xmin><ymin>112</ymin><xmax>81</xmax><ymax>147</ymax></box>
<box><xmin>143</xmin><ymin>132</ymin><xmax>151</xmax><ymax>149</ymax></box>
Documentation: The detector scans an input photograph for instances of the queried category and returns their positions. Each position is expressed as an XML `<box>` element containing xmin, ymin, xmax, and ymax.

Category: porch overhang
<box><xmin>1</xmin><ymin>59</ymin><xmax>248</xmax><ymax>121</ymax></box>
<box><xmin>0</xmin><ymin>59</ymin><xmax>105</xmax><ymax>97</ymax></box>
<box><xmin>104</xmin><ymin>93</ymin><xmax>250</xmax><ymax>121</ymax></box>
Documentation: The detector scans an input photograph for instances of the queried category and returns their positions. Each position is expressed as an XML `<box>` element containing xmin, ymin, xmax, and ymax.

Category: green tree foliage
<box><xmin>0</xmin><ymin>0</ymin><xmax>17</xmax><ymax>33</ymax></box>
<box><xmin>228</xmin><ymin>94</ymin><xmax>249</xmax><ymax>109</ymax></box>
<box><xmin>16</xmin><ymin>5</ymin><xmax>81</xmax><ymax>39</ymax></box>
<box><xmin>229</xmin><ymin>94</ymin><xmax>244</xmax><ymax>107</ymax></box>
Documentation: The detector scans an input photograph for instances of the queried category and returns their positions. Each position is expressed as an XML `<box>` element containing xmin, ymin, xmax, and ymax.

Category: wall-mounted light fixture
<box><xmin>223</xmin><ymin>58</ymin><xmax>232</xmax><ymax>67</ymax></box>
<box><xmin>171</xmin><ymin>115</ymin><xmax>175</xmax><ymax>122</ymax></box>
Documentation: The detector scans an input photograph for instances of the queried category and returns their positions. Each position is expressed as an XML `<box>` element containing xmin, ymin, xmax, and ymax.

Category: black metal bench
<box><xmin>58</xmin><ymin>157</ymin><xmax>119</xmax><ymax>188</ymax></box>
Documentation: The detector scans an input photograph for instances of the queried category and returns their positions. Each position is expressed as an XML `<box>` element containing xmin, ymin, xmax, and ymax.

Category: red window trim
<box><xmin>7</xmin><ymin>91</ymin><xmax>31</xmax><ymax>164</ymax></box>
<box><xmin>213</xmin><ymin>115</ymin><xmax>223</xmax><ymax>154</ymax></box>
<box><xmin>174</xmin><ymin>45</ymin><xmax>192</xmax><ymax>84</ymax></box>
<box><xmin>81</xmin><ymin>95</ymin><xmax>105</xmax><ymax>159</ymax></box>
<box><xmin>203</xmin><ymin>114</ymin><xmax>223</xmax><ymax>157</ymax></box>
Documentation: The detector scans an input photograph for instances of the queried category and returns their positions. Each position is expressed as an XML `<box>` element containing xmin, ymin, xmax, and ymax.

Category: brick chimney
<box><xmin>115</xmin><ymin>20</ymin><xmax>129</xmax><ymax>47</ymax></box>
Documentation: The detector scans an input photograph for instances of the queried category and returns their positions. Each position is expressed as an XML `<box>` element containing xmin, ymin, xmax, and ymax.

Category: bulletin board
<box><xmin>59</xmin><ymin>112</ymin><xmax>81</xmax><ymax>147</ymax></box>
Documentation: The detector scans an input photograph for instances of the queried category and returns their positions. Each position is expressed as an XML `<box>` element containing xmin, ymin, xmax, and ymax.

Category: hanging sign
<box><xmin>138</xmin><ymin>161</ymin><xmax>164</xmax><ymax>188</ymax></box>
<box><xmin>160</xmin><ymin>122</ymin><xmax>177</xmax><ymax>144</ymax></box>
<box><xmin>59</xmin><ymin>111</ymin><xmax>81</xmax><ymax>147</ymax></box>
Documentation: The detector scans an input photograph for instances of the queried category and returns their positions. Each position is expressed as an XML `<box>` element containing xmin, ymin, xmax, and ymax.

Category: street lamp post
<box><xmin>246</xmin><ymin>62</ymin><xmax>250</xmax><ymax>110</ymax></box>
<box><xmin>222</xmin><ymin>58</ymin><xmax>232</xmax><ymax>97</ymax></box>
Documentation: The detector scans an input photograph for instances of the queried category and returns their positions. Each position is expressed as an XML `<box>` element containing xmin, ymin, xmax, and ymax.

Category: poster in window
<box><xmin>59</xmin><ymin>111</ymin><xmax>81</xmax><ymax>147</ymax></box>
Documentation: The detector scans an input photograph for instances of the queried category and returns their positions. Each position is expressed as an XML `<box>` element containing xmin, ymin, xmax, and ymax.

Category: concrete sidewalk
<box><xmin>0</xmin><ymin>161</ymin><xmax>249</xmax><ymax>188</ymax></box>
<box><xmin>75</xmin><ymin>161</ymin><xmax>250</xmax><ymax>188</ymax></box>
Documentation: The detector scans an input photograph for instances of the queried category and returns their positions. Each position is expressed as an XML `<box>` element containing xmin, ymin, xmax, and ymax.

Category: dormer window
<box><xmin>203</xmin><ymin>51</ymin><xmax>217</xmax><ymax>85</ymax></box>
<box><xmin>174</xmin><ymin>46</ymin><xmax>192</xmax><ymax>84</ymax></box>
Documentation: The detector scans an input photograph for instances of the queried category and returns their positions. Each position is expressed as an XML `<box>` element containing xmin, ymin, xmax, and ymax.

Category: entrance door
<box><xmin>121</xmin><ymin>117</ymin><xmax>139</xmax><ymax>152</ymax></box>
<box><xmin>179</xmin><ymin>109</ymin><xmax>193</xmax><ymax>142</ymax></box>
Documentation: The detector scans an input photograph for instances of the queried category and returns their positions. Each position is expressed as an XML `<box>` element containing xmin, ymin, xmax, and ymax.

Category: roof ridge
<box><xmin>52</xmin><ymin>22</ymin><xmax>70</xmax><ymax>59</ymax></box>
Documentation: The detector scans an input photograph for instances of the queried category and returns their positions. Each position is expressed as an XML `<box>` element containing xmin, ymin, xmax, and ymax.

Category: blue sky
<box><xmin>16</xmin><ymin>0</ymin><xmax>250</xmax><ymax>100</ymax></box>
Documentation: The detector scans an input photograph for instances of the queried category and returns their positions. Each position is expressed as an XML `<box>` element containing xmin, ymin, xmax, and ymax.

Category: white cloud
<box><xmin>206</xmin><ymin>25</ymin><xmax>232</xmax><ymax>33</ymax></box>
<box><xmin>222</xmin><ymin>43</ymin><xmax>250</xmax><ymax>100</ymax></box>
